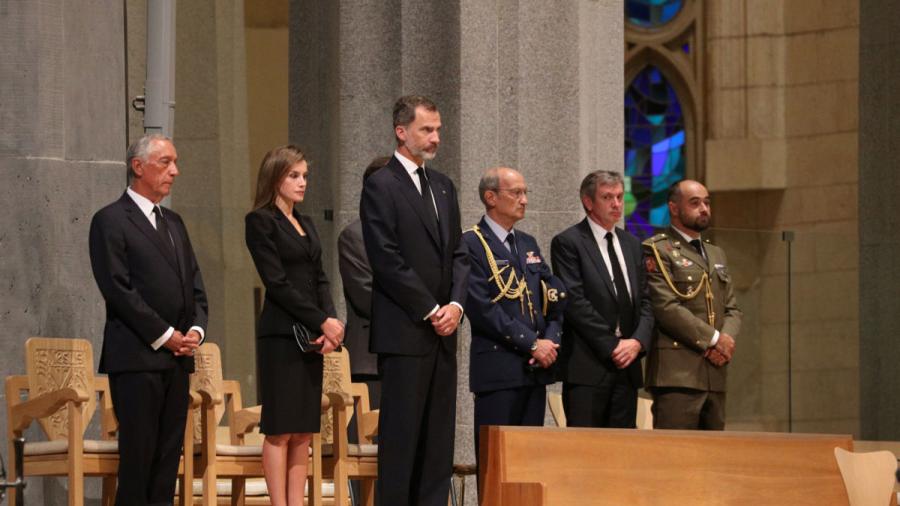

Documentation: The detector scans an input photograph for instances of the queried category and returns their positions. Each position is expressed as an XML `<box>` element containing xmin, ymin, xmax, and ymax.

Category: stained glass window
<box><xmin>624</xmin><ymin>65</ymin><xmax>685</xmax><ymax>238</ymax></box>
<box><xmin>626</xmin><ymin>0</ymin><xmax>684</xmax><ymax>28</ymax></box>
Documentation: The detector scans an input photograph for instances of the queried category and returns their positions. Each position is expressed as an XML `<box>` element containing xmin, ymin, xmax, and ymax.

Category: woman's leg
<box><xmin>263</xmin><ymin>433</ymin><xmax>292</xmax><ymax>506</ymax></box>
<box><xmin>286</xmin><ymin>432</ymin><xmax>313</xmax><ymax>506</ymax></box>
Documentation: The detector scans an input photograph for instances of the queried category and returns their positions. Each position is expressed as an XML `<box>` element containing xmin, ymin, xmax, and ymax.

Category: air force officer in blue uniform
<box><xmin>462</xmin><ymin>167</ymin><xmax>567</xmax><ymax>459</ymax></box>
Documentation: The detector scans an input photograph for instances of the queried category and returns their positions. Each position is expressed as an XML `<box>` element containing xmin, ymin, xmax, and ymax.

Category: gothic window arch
<box><xmin>624</xmin><ymin>0</ymin><xmax>704</xmax><ymax>237</ymax></box>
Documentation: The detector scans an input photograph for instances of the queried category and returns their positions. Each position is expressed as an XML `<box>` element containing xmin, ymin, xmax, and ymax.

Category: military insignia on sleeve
<box><xmin>645</xmin><ymin>257</ymin><xmax>657</xmax><ymax>273</ymax></box>
<box><xmin>526</xmin><ymin>251</ymin><xmax>542</xmax><ymax>264</ymax></box>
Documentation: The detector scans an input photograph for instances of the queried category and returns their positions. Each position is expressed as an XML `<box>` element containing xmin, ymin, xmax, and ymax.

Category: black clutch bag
<box><xmin>292</xmin><ymin>322</ymin><xmax>323</xmax><ymax>352</ymax></box>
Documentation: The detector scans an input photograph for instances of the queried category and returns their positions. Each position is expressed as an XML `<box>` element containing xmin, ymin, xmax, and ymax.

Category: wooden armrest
<box><xmin>194</xmin><ymin>385</ymin><xmax>223</xmax><ymax>406</ymax></box>
<box><xmin>95</xmin><ymin>376</ymin><xmax>119</xmax><ymax>437</ymax></box>
<box><xmin>10</xmin><ymin>387</ymin><xmax>89</xmax><ymax>433</ymax></box>
<box><xmin>188</xmin><ymin>390</ymin><xmax>202</xmax><ymax>409</ymax></box>
<box><xmin>233</xmin><ymin>405</ymin><xmax>262</xmax><ymax>436</ymax></box>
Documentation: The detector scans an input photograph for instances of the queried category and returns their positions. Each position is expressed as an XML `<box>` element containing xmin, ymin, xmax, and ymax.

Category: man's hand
<box><xmin>714</xmin><ymin>333</ymin><xmax>736</xmax><ymax>361</ymax></box>
<box><xmin>321</xmin><ymin>317</ymin><xmax>345</xmax><ymax>348</ymax></box>
<box><xmin>165</xmin><ymin>330</ymin><xmax>199</xmax><ymax>357</ymax></box>
<box><xmin>611</xmin><ymin>338</ymin><xmax>642</xmax><ymax>369</ymax></box>
<box><xmin>704</xmin><ymin>347</ymin><xmax>728</xmax><ymax>367</ymax></box>
<box><xmin>528</xmin><ymin>339</ymin><xmax>560</xmax><ymax>368</ymax></box>
<box><xmin>430</xmin><ymin>304</ymin><xmax>462</xmax><ymax>336</ymax></box>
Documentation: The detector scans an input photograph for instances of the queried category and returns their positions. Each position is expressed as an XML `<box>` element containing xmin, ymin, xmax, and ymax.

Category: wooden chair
<box><xmin>547</xmin><ymin>392</ymin><xmax>566</xmax><ymax>428</ymax></box>
<box><xmin>834</xmin><ymin>447</ymin><xmax>899</xmax><ymax>506</ymax></box>
<box><xmin>5</xmin><ymin>337</ymin><xmax>117</xmax><ymax>506</ymax></box>
<box><xmin>321</xmin><ymin>348</ymin><xmax>378</xmax><ymax>506</ymax></box>
<box><xmin>190</xmin><ymin>342</ymin><xmax>328</xmax><ymax>506</ymax></box>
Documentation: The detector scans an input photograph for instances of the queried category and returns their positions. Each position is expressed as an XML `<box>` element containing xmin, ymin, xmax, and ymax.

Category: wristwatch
<box><xmin>530</xmin><ymin>340</ymin><xmax>539</xmax><ymax>352</ymax></box>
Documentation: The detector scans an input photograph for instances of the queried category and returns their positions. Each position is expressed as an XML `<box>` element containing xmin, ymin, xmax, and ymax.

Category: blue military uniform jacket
<box><xmin>463</xmin><ymin>216</ymin><xmax>566</xmax><ymax>393</ymax></box>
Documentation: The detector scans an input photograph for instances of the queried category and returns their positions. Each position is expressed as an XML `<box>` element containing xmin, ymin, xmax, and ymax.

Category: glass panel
<box><xmin>626</xmin><ymin>0</ymin><xmax>684</xmax><ymax>28</ymax></box>
<box><xmin>624</xmin><ymin>66</ymin><xmax>686</xmax><ymax>238</ymax></box>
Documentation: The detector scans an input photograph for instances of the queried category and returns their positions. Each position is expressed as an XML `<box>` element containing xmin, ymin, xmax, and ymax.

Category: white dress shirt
<box><xmin>585</xmin><ymin>217</ymin><xmax>632</xmax><ymax>299</ymax></box>
<box><xmin>483</xmin><ymin>214</ymin><xmax>515</xmax><ymax>253</ymax></box>
<box><xmin>126</xmin><ymin>187</ymin><xmax>205</xmax><ymax>350</ymax></box>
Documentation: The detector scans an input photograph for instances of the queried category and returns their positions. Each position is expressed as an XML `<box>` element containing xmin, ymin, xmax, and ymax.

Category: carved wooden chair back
<box><xmin>24</xmin><ymin>337</ymin><xmax>97</xmax><ymax>440</ymax></box>
<box><xmin>320</xmin><ymin>349</ymin><xmax>355</xmax><ymax>445</ymax></box>
<box><xmin>189</xmin><ymin>342</ymin><xmax>226</xmax><ymax>443</ymax></box>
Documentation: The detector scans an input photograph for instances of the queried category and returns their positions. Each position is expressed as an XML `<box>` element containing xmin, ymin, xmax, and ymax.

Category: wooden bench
<box><xmin>479</xmin><ymin>426</ymin><xmax>854</xmax><ymax>506</ymax></box>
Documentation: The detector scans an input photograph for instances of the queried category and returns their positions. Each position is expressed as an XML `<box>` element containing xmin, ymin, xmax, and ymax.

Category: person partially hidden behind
<box><xmin>642</xmin><ymin>179</ymin><xmax>742</xmax><ymax>430</ymax></box>
<box><xmin>89</xmin><ymin>133</ymin><xmax>208</xmax><ymax>505</ymax></box>
<box><xmin>245</xmin><ymin>145</ymin><xmax>344</xmax><ymax>505</ymax></box>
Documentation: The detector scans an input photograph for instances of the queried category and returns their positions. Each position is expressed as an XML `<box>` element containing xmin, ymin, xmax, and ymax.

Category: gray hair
<box><xmin>579</xmin><ymin>170</ymin><xmax>624</xmax><ymax>212</ymax></box>
<box><xmin>477</xmin><ymin>167</ymin><xmax>501</xmax><ymax>206</ymax></box>
<box><xmin>126</xmin><ymin>133</ymin><xmax>171</xmax><ymax>179</ymax></box>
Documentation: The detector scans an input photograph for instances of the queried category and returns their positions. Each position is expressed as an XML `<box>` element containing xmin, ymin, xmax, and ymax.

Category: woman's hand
<box><xmin>320</xmin><ymin>317</ymin><xmax>345</xmax><ymax>350</ymax></box>
<box><xmin>316</xmin><ymin>334</ymin><xmax>337</xmax><ymax>354</ymax></box>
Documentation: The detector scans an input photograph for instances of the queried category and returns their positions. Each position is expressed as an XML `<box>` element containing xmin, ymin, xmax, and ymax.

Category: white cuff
<box><xmin>152</xmin><ymin>327</ymin><xmax>175</xmax><ymax>350</ymax></box>
<box><xmin>423</xmin><ymin>305</ymin><xmax>440</xmax><ymax>320</ymax></box>
<box><xmin>709</xmin><ymin>330</ymin><xmax>720</xmax><ymax>348</ymax></box>
<box><xmin>189</xmin><ymin>326</ymin><xmax>206</xmax><ymax>344</ymax></box>
<box><xmin>450</xmin><ymin>301</ymin><xmax>465</xmax><ymax>322</ymax></box>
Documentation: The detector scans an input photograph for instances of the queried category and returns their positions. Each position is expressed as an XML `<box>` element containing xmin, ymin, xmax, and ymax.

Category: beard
<box><xmin>684</xmin><ymin>214</ymin><xmax>710</xmax><ymax>232</ymax></box>
<box><xmin>408</xmin><ymin>143</ymin><xmax>437</xmax><ymax>161</ymax></box>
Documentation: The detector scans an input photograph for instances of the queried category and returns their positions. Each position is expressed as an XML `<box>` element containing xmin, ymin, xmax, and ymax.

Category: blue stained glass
<box><xmin>626</xmin><ymin>0</ymin><xmax>684</xmax><ymax>29</ymax></box>
<box><xmin>624</xmin><ymin>65</ymin><xmax>686</xmax><ymax>239</ymax></box>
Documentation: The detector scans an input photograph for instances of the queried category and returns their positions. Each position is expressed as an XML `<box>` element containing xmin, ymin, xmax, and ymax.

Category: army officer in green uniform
<box><xmin>642</xmin><ymin>180</ymin><xmax>742</xmax><ymax>430</ymax></box>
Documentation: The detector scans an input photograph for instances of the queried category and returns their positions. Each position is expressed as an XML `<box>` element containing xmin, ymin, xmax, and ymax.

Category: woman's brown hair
<box><xmin>252</xmin><ymin>145</ymin><xmax>307</xmax><ymax>210</ymax></box>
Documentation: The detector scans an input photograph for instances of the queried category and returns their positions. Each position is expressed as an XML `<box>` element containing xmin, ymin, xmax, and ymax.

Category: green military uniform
<box><xmin>642</xmin><ymin>227</ymin><xmax>742</xmax><ymax>429</ymax></box>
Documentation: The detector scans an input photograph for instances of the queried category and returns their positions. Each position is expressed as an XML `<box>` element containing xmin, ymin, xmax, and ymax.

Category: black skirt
<box><xmin>257</xmin><ymin>334</ymin><xmax>323</xmax><ymax>435</ymax></box>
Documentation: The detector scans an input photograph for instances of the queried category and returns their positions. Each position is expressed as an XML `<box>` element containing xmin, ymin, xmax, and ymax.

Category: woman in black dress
<box><xmin>245</xmin><ymin>145</ymin><xmax>344</xmax><ymax>506</ymax></box>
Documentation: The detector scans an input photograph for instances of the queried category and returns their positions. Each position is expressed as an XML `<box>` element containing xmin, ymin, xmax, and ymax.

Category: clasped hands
<box><xmin>528</xmin><ymin>338</ymin><xmax>560</xmax><ymax>369</ymax></box>
<box><xmin>315</xmin><ymin>317</ymin><xmax>345</xmax><ymax>354</ymax></box>
<box><xmin>430</xmin><ymin>304</ymin><xmax>462</xmax><ymax>336</ymax></box>
<box><xmin>166</xmin><ymin>329</ymin><xmax>202</xmax><ymax>357</ymax></box>
<box><xmin>704</xmin><ymin>333</ymin><xmax>735</xmax><ymax>367</ymax></box>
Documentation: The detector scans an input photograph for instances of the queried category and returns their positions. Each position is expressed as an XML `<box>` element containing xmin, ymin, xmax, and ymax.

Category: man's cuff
<box><xmin>151</xmin><ymin>327</ymin><xmax>175</xmax><ymax>350</ymax></box>
<box><xmin>450</xmin><ymin>301</ymin><xmax>465</xmax><ymax>322</ymax></box>
<box><xmin>709</xmin><ymin>330</ymin><xmax>720</xmax><ymax>348</ymax></box>
<box><xmin>189</xmin><ymin>326</ymin><xmax>206</xmax><ymax>344</ymax></box>
<box><xmin>423</xmin><ymin>304</ymin><xmax>440</xmax><ymax>320</ymax></box>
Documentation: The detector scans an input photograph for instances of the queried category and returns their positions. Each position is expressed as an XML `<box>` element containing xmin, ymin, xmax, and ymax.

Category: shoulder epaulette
<box><xmin>642</xmin><ymin>233</ymin><xmax>668</xmax><ymax>246</ymax></box>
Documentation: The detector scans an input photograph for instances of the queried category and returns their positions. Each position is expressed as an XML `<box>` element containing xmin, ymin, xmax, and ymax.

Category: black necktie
<box><xmin>416</xmin><ymin>167</ymin><xmax>440</xmax><ymax>233</ymax></box>
<box><xmin>506</xmin><ymin>232</ymin><xmax>520</xmax><ymax>269</ymax></box>
<box><xmin>690</xmin><ymin>239</ymin><xmax>704</xmax><ymax>258</ymax></box>
<box><xmin>153</xmin><ymin>206</ymin><xmax>176</xmax><ymax>253</ymax></box>
<box><xmin>605</xmin><ymin>231</ymin><xmax>634</xmax><ymax>337</ymax></box>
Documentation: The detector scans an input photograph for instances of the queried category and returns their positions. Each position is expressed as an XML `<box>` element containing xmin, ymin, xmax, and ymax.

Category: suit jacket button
<box><xmin>673</xmin><ymin>342</ymin><xmax>679</xmax><ymax>347</ymax></box>
<box><xmin>505</xmin><ymin>336</ymin><xmax>511</xmax><ymax>340</ymax></box>
<box><xmin>493</xmin><ymin>345</ymin><xmax>498</xmax><ymax>350</ymax></box>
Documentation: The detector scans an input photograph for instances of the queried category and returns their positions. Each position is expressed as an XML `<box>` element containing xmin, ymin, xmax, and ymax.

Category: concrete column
<box><xmin>859</xmin><ymin>0</ymin><xmax>900</xmax><ymax>441</ymax></box>
<box><xmin>0</xmin><ymin>1</ymin><xmax>126</xmax><ymax>502</ymax></box>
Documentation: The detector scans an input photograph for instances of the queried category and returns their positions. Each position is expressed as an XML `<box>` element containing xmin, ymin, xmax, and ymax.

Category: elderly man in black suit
<box><xmin>360</xmin><ymin>95</ymin><xmax>469</xmax><ymax>506</ymax></box>
<box><xmin>89</xmin><ymin>134</ymin><xmax>208</xmax><ymax>506</ymax></box>
<box><xmin>550</xmin><ymin>170</ymin><xmax>653</xmax><ymax>428</ymax></box>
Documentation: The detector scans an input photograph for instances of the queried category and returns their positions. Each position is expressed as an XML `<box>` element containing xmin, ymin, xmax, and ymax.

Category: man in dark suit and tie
<box><xmin>89</xmin><ymin>134</ymin><xmax>208</xmax><ymax>506</ymax></box>
<box><xmin>463</xmin><ymin>166</ymin><xmax>565</xmax><ymax>462</ymax></box>
<box><xmin>360</xmin><ymin>95</ymin><xmax>469</xmax><ymax>506</ymax></box>
<box><xmin>550</xmin><ymin>170</ymin><xmax>654</xmax><ymax>428</ymax></box>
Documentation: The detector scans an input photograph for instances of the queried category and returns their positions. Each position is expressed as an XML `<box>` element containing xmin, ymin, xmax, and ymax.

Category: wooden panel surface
<box><xmin>481</xmin><ymin>426</ymin><xmax>854</xmax><ymax>506</ymax></box>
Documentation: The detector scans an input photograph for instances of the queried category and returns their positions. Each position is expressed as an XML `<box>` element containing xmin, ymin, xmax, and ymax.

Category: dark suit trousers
<box><xmin>110</xmin><ymin>367</ymin><xmax>189</xmax><ymax>506</ymax></box>
<box><xmin>563</xmin><ymin>369</ymin><xmax>637</xmax><ymax>428</ymax></box>
<box><xmin>377</xmin><ymin>339</ymin><xmax>456</xmax><ymax>506</ymax></box>
<box><xmin>473</xmin><ymin>385</ymin><xmax>546</xmax><ymax>458</ymax></box>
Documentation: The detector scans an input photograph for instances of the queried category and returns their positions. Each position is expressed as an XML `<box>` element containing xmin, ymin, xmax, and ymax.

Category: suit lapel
<box><xmin>577</xmin><ymin>219</ymin><xmax>616</xmax><ymax>299</ymax></box>
<box><xmin>389</xmin><ymin>162</ymin><xmax>441</xmax><ymax>248</ymax></box>
<box><xmin>121</xmin><ymin>194</ymin><xmax>180</xmax><ymax>275</ymax></box>
<box><xmin>616</xmin><ymin>229</ymin><xmax>639</xmax><ymax>306</ymax></box>
<box><xmin>274</xmin><ymin>208</ymin><xmax>314</xmax><ymax>256</ymax></box>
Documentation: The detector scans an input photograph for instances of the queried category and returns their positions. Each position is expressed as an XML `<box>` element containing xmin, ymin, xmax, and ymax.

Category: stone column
<box><xmin>0</xmin><ymin>1</ymin><xmax>126</xmax><ymax>502</ymax></box>
<box><xmin>859</xmin><ymin>0</ymin><xmax>900</xmax><ymax>441</ymax></box>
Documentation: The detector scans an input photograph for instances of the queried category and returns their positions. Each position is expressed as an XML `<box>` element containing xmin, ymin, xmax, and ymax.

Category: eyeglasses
<box><xmin>495</xmin><ymin>188</ymin><xmax>528</xmax><ymax>199</ymax></box>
